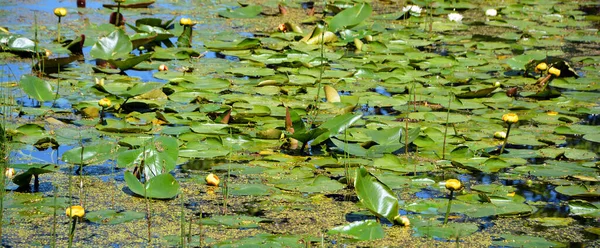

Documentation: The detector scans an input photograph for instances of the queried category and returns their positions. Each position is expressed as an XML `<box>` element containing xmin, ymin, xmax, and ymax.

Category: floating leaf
<box><xmin>62</xmin><ymin>143</ymin><xmax>117</xmax><ymax>165</ymax></box>
<box><xmin>86</xmin><ymin>210</ymin><xmax>145</xmax><ymax>225</ymax></box>
<box><xmin>117</xmin><ymin>136</ymin><xmax>178</xmax><ymax>179</ymax></box>
<box><xmin>201</xmin><ymin>215</ymin><xmax>268</xmax><ymax>228</ymax></box>
<box><xmin>413</xmin><ymin>222</ymin><xmax>478</xmax><ymax>239</ymax></box>
<box><xmin>124</xmin><ymin>171</ymin><xmax>179</xmax><ymax>199</ymax></box>
<box><xmin>90</xmin><ymin>29</ymin><xmax>132</xmax><ymax>60</ymax></box>
<box><xmin>19</xmin><ymin>75</ymin><xmax>54</xmax><ymax>102</ymax></box>
<box><xmin>569</xmin><ymin>200</ymin><xmax>600</xmax><ymax>218</ymax></box>
<box><xmin>328</xmin><ymin>220</ymin><xmax>384</xmax><ymax>241</ymax></box>
<box><xmin>328</xmin><ymin>3</ymin><xmax>372</xmax><ymax>32</ymax></box>
<box><xmin>492</xmin><ymin>234</ymin><xmax>565</xmax><ymax>248</ymax></box>
<box><xmin>218</xmin><ymin>5</ymin><xmax>262</xmax><ymax>19</ymax></box>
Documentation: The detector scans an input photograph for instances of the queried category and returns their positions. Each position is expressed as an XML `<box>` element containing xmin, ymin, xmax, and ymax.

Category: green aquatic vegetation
<box><xmin>0</xmin><ymin>0</ymin><xmax>599</xmax><ymax>246</ymax></box>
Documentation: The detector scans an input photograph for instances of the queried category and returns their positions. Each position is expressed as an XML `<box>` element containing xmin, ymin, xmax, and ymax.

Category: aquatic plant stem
<box><xmin>78</xmin><ymin>138</ymin><xmax>84</xmax><ymax>205</ymax></box>
<box><xmin>51</xmin><ymin>186</ymin><xmax>58</xmax><ymax>248</ymax></box>
<box><xmin>443</xmin><ymin>190</ymin><xmax>454</xmax><ymax>225</ymax></box>
<box><xmin>499</xmin><ymin>123</ymin><xmax>512</xmax><ymax>154</ymax></box>
<box><xmin>57</xmin><ymin>17</ymin><xmax>62</xmax><ymax>43</ymax></box>
<box><xmin>180</xmin><ymin>194</ymin><xmax>185</xmax><ymax>247</ymax></box>
<box><xmin>344</xmin><ymin>128</ymin><xmax>350</xmax><ymax>187</ymax></box>
<box><xmin>115</xmin><ymin>3</ymin><xmax>121</xmax><ymax>26</ymax></box>
<box><xmin>307</xmin><ymin>21</ymin><xmax>327</xmax><ymax>128</ymax></box>
<box><xmin>52</xmin><ymin>67</ymin><xmax>60</xmax><ymax>108</ymax></box>
<box><xmin>442</xmin><ymin>90</ymin><xmax>452</xmax><ymax>160</ymax></box>
<box><xmin>68</xmin><ymin>218</ymin><xmax>77</xmax><ymax>248</ymax></box>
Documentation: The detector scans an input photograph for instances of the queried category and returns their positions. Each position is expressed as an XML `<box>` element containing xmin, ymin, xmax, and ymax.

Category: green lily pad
<box><xmin>529</xmin><ymin>217</ymin><xmax>575</xmax><ymax>227</ymax></box>
<box><xmin>275</xmin><ymin>175</ymin><xmax>344</xmax><ymax>193</ymax></box>
<box><xmin>123</xmin><ymin>171</ymin><xmax>179</xmax><ymax>199</ymax></box>
<box><xmin>90</xmin><ymin>29</ymin><xmax>132</xmax><ymax>60</ymax></box>
<box><xmin>328</xmin><ymin>220</ymin><xmax>384</xmax><ymax>241</ymax></box>
<box><xmin>62</xmin><ymin>143</ymin><xmax>118</xmax><ymax>165</ymax></box>
<box><xmin>86</xmin><ymin>210</ymin><xmax>145</xmax><ymax>225</ymax></box>
<box><xmin>19</xmin><ymin>75</ymin><xmax>54</xmax><ymax>102</ymax></box>
<box><xmin>228</xmin><ymin>184</ymin><xmax>280</xmax><ymax>196</ymax></box>
<box><xmin>492</xmin><ymin>234</ymin><xmax>565</xmax><ymax>248</ymax></box>
<box><xmin>555</xmin><ymin>185</ymin><xmax>600</xmax><ymax>198</ymax></box>
<box><xmin>568</xmin><ymin>200</ymin><xmax>600</xmax><ymax>218</ymax></box>
<box><xmin>201</xmin><ymin>215</ymin><xmax>268</xmax><ymax>228</ymax></box>
<box><xmin>218</xmin><ymin>5</ymin><xmax>262</xmax><ymax>19</ymax></box>
<box><xmin>413</xmin><ymin>222</ymin><xmax>478</xmax><ymax>239</ymax></box>
<box><xmin>328</xmin><ymin>3</ymin><xmax>372</xmax><ymax>32</ymax></box>
<box><xmin>354</xmin><ymin>166</ymin><xmax>400</xmax><ymax>224</ymax></box>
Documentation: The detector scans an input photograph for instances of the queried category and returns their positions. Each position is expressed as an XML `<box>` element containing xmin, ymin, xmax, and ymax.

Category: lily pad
<box><xmin>123</xmin><ymin>171</ymin><xmax>180</xmax><ymax>199</ymax></box>
<box><xmin>328</xmin><ymin>220</ymin><xmax>384</xmax><ymax>241</ymax></box>
<box><xmin>218</xmin><ymin>5</ymin><xmax>262</xmax><ymax>19</ymax></box>
<box><xmin>86</xmin><ymin>210</ymin><xmax>145</xmax><ymax>225</ymax></box>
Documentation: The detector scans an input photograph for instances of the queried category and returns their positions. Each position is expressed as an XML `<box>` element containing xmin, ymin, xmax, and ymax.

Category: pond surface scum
<box><xmin>0</xmin><ymin>0</ymin><xmax>599</xmax><ymax>247</ymax></box>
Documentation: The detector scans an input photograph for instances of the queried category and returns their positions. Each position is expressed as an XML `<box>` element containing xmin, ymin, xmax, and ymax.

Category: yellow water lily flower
<box><xmin>66</xmin><ymin>205</ymin><xmax>85</xmax><ymax>218</ymax></box>
<box><xmin>494</xmin><ymin>131</ymin><xmax>507</xmax><ymax>139</ymax></box>
<box><xmin>206</xmin><ymin>173</ymin><xmax>220</xmax><ymax>186</ymax></box>
<box><xmin>501</xmin><ymin>113</ymin><xmax>519</xmax><ymax>124</ymax></box>
<box><xmin>445</xmin><ymin>179</ymin><xmax>462</xmax><ymax>191</ymax></box>
<box><xmin>535</xmin><ymin>62</ymin><xmax>548</xmax><ymax>72</ymax></box>
<box><xmin>54</xmin><ymin>7</ymin><xmax>67</xmax><ymax>18</ymax></box>
<box><xmin>180</xmin><ymin>18</ymin><xmax>193</xmax><ymax>26</ymax></box>
<box><xmin>548</xmin><ymin>67</ymin><xmax>561</xmax><ymax>77</ymax></box>
<box><xmin>98</xmin><ymin>98</ymin><xmax>112</xmax><ymax>108</ymax></box>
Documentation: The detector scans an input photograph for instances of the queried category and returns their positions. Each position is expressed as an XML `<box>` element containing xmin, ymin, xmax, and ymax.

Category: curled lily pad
<box><xmin>328</xmin><ymin>3</ymin><xmax>372</xmax><ymax>32</ymax></box>
<box><xmin>11</xmin><ymin>164</ymin><xmax>58</xmax><ymax>187</ymax></box>
<box><xmin>354</xmin><ymin>166</ymin><xmax>400</xmax><ymax>224</ymax></box>
<box><xmin>124</xmin><ymin>171</ymin><xmax>179</xmax><ymax>199</ymax></box>
<box><xmin>90</xmin><ymin>29</ymin><xmax>132</xmax><ymax>61</ymax></box>
<box><xmin>19</xmin><ymin>75</ymin><xmax>54</xmax><ymax>102</ymax></box>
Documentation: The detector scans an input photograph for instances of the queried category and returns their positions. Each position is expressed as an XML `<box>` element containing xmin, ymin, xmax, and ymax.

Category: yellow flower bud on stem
<box><xmin>98</xmin><ymin>98</ymin><xmax>111</xmax><ymax>125</ymax></box>
<box><xmin>443</xmin><ymin>179</ymin><xmax>462</xmax><ymax>225</ymax></box>
<box><xmin>500</xmin><ymin>113</ymin><xmax>518</xmax><ymax>154</ymax></box>
<box><xmin>53</xmin><ymin>8</ymin><xmax>67</xmax><ymax>43</ymax></box>
<box><xmin>66</xmin><ymin>205</ymin><xmax>85</xmax><ymax>247</ymax></box>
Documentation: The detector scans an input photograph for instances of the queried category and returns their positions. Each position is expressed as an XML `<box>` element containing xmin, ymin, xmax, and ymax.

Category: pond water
<box><xmin>1</xmin><ymin>0</ymin><xmax>600</xmax><ymax>247</ymax></box>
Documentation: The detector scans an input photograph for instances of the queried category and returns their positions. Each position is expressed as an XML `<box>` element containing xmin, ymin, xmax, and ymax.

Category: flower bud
<box><xmin>277</xmin><ymin>23</ymin><xmax>287</xmax><ymax>32</ymax></box>
<box><xmin>494</xmin><ymin>81</ymin><xmax>500</xmax><ymax>87</ymax></box>
<box><xmin>501</xmin><ymin>113</ymin><xmax>519</xmax><ymax>124</ymax></box>
<box><xmin>206</xmin><ymin>173</ymin><xmax>220</xmax><ymax>186</ymax></box>
<box><xmin>535</xmin><ymin>62</ymin><xmax>548</xmax><ymax>72</ymax></box>
<box><xmin>54</xmin><ymin>7</ymin><xmax>67</xmax><ymax>18</ymax></box>
<box><xmin>4</xmin><ymin>168</ymin><xmax>15</xmax><ymax>179</ymax></box>
<box><xmin>180</xmin><ymin>18</ymin><xmax>193</xmax><ymax>26</ymax></box>
<box><xmin>485</xmin><ymin>9</ymin><xmax>497</xmax><ymax>17</ymax></box>
<box><xmin>66</xmin><ymin>205</ymin><xmax>85</xmax><ymax>218</ymax></box>
<box><xmin>494</xmin><ymin>131</ymin><xmax>506</xmax><ymax>139</ymax></box>
<box><xmin>445</xmin><ymin>179</ymin><xmax>462</xmax><ymax>191</ymax></box>
<box><xmin>98</xmin><ymin>98</ymin><xmax>112</xmax><ymax>108</ymax></box>
<box><xmin>393</xmin><ymin>215</ymin><xmax>410</xmax><ymax>226</ymax></box>
<box><xmin>548</xmin><ymin>67</ymin><xmax>561</xmax><ymax>77</ymax></box>
<box><xmin>114</xmin><ymin>0</ymin><xmax>126</xmax><ymax>3</ymax></box>
<box><xmin>158</xmin><ymin>64</ymin><xmax>168</xmax><ymax>71</ymax></box>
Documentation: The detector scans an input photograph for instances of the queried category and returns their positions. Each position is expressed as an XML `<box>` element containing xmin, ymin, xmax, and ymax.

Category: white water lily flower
<box><xmin>448</xmin><ymin>13</ymin><xmax>463</xmax><ymax>23</ymax></box>
<box><xmin>485</xmin><ymin>9</ymin><xmax>497</xmax><ymax>17</ymax></box>
<box><xmin>402</xmin><ymin>5</ymin><xmax>422</xmax><ymax>15</ymax></box>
